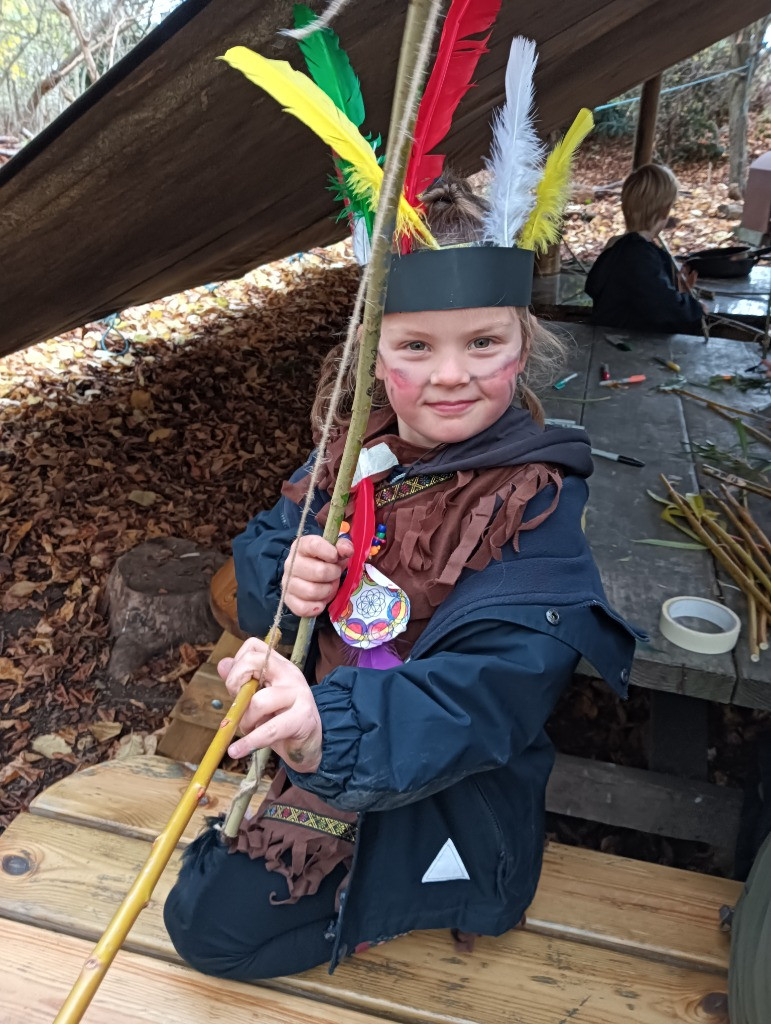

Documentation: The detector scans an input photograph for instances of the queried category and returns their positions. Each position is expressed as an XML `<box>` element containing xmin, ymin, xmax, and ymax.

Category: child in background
<box><xmin>584</xmin><ymin>163</ymin><xmax>705</xmax><ymax>334</ymax></box>
<box><xmin>163</xmin><ymin>174</ymin><xmax>641</xmax><ymax>979</ymax></box>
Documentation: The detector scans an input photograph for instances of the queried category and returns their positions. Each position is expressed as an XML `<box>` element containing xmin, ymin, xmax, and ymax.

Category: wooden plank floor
<box><xmin>3</xmin><ymin>918</ymin><xmax>384</xmax><ymax>1024</ymax></box>
<box><xmin>0</xmin><ymin>755</ymin><xmax>739</xmax><ymax>1024</ymax></box>
<box><xmin>27</xmin><ymin>756</ymin><xmax>738</xmax><ymax>972</ymax></box>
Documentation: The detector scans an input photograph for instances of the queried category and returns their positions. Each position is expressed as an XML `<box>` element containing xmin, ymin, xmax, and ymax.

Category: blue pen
<box><xmin>553</xmin><ymin>372</ymin><xmax>578</xmax><ymax>390</ymax></box>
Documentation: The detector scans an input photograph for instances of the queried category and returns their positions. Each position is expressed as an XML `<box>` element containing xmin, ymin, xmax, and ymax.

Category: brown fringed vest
<box><xmin>228</xmin><ymin>407</ymin><xmax>565</xmax><ymax>905</ymax></box>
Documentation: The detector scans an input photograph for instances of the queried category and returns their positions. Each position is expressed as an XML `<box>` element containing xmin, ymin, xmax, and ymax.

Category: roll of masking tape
<box><xmin>659</xmin><ymin>596</ymin><xmax>741</xmax><ymax>654</ymax></box>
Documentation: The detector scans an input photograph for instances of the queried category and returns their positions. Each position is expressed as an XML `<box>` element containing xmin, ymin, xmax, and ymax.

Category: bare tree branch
<box><xmin>52</xmin><ymin>0</ymin><xmax>99</xmax><ymax>83</ymax></box>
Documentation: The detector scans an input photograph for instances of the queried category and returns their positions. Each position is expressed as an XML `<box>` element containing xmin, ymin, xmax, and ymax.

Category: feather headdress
<box><xmin>220</xmin><ymin>46</ymin><xmax>436</xmax><ymax>249</ymax></box>
<box><xmin>220</xmin><ymin>14</ymin><xmax>593</xmax><ymax>300</ymax></box>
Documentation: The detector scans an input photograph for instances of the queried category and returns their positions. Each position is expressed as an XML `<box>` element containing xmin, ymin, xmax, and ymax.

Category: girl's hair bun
<box><xmin>419</xmin><ymin>171</ymin><xmax>488</xmax><ymax>245</ymax></box>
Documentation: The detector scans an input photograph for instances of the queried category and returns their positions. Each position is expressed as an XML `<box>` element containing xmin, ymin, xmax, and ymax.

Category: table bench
<box><xmin>0</xmin><ymin>754</ymin><xmax>739</xmax><ymax>1024</ymax></box>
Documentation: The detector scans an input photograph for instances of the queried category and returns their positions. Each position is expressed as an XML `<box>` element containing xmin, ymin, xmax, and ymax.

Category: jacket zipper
<box><xmin>473</xmin><ymin>779</ymin><xmax>505</xmax><ymax>847</ymax></box>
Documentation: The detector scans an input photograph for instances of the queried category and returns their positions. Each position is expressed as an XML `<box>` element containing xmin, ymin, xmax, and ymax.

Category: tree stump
<box><xmin>105</xmin><ymin>537</ymin><xmax>225</xmax><ymax>680</ymax></box>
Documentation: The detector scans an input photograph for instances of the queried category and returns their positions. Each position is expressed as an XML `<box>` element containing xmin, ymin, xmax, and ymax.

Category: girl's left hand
<box><xmin>218</xmin><ymin>637</ymin><xmax>322</xmax><ymax>772</ymax></box>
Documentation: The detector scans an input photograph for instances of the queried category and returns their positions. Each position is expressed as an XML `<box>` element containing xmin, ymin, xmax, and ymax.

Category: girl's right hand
<box><xmin>281</xmin><ymin>534</ymin><xmax>353</xmax><ymax>618</ymax></box>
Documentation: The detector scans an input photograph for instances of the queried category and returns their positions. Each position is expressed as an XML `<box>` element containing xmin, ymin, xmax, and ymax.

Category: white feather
<box><xmin>483</xmin><ymin>37</ymin><xmax>544</xmax><ymax>247</ymax></box>
<box><xmin>352</xmin><ymin>215</ymin><xmax>371</xmax><ymax>266</ymax></box>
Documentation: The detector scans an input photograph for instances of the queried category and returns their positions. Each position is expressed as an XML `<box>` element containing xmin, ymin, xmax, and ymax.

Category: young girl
<box><xmin>163</xmin><ymin>176</ymin><xmax>642</xmax><ymax>980</ymax></box>
<box><xmin>584</xmin><ymin>163</ymin><xmax>705</xmax><ymax>334</ymax></box>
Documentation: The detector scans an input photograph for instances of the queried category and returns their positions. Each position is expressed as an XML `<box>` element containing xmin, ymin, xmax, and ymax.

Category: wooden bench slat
<box><xmin>0</xmin><ymin>812</ymin><xmax>731</xmax><ymax>1024</ymax></box>
<box><xmin>30</xmin><ymin>755</ymin><xmax>269</xmax><ymax>844</ymax></box>
<box><xmin>1</xmin><ymin>917</ymin><xmax>383</xmax><ymax>1024</ymax></box>
<box><xmin>27</xmin><ymin>757</ymin><xmax>739</xmax><ymax>972</ymax></box>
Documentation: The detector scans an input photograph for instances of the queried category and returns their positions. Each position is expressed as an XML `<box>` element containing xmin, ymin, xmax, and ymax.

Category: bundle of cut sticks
<box><xmin>661</xmin><ymin>475</ymin><xmax>771</xmax><ymax>662</ymax></box>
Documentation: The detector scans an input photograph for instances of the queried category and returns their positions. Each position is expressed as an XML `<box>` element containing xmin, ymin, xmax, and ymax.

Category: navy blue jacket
<box><xmin>233</xmin><ymin>460</ymin><xmax>643</xmax><ymax>970</ymax></box>
<box><xmin>585</xmin><ymin>232</ymin><xmax>703</xmax><ymax>334</ymax></box>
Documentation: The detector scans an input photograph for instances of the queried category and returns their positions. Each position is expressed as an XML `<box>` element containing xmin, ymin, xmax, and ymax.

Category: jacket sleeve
<box><xmin>285</xmin><ymin>616</ymin><xmax>580</xmax><ymax>812</ymax></box>
<box><xmin>627</xmin><ymin>244</ymin><xmax>703</xmax><ymax>333</ymax></box>
<box><xmin>232</xmin><ymin>456</ymin><xmax>325</xmax><ymax>642</ymax></box>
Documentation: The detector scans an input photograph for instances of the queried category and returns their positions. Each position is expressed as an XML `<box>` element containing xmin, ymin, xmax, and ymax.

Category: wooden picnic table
<box><xmin>545</xmin><ymin>321</ymin><xmax>771</xmax><ymax>711</ymax></box>
<box><xmin>539</xmin><ymin>323</ymin><xmax>771</xmax><ymax>857</ymax></box>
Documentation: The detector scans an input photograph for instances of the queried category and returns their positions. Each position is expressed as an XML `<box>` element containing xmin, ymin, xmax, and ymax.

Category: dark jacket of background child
<box><xmin>585</xmin><ymin>232</ymin><xmax>704</xmax><ymax>334</ymax></box>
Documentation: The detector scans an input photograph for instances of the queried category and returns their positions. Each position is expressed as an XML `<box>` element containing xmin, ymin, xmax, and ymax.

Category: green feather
<box><xmin>293</xmin><ymin>4</ymin><xmax>365</xmax><ymax>126</ymax></box>
<box><xmin>293</xmin><ymin>3</ymin><xmax>373</xmax><ymax>231</ymax></box>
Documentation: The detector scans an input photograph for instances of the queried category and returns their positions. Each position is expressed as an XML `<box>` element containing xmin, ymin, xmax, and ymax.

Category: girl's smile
<box><xmin>376</xmin><ymin>306</ymin><xmax>526</xmax><ymax>448</ymax></box>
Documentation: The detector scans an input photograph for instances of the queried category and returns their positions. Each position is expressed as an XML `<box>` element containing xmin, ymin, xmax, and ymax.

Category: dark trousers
<box><xmin>163</xmin><ymin>829</ymin><xmax>346</xmax><ymax>980</ymax></box>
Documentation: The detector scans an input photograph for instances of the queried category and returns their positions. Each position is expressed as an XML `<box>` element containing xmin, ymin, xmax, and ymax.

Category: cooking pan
<box><xmin>680</xmin><ymin>244</ymin><xmax>771</xmax><ymax>278</ymax></box>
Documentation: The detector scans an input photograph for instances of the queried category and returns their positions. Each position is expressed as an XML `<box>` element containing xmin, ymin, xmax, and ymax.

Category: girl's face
<box><xmin>376</xmin><ymin>306</ymin><xmax>526</xmax><ymax>448</ymax></box>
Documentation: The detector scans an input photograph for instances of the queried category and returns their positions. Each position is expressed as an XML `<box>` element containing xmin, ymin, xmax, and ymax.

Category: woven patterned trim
<box><xmin>264</xmin><ymin>802</ymin><xmax>357</xmax><ymax>843</ymax></box>
<box><xmin>375</xmin><ymin>472</ymin><xmax>455</xmax><ymax>509</ymax></box>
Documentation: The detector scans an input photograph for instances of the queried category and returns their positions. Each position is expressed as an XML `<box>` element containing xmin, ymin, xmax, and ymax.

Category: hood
<box><xmin>407</xmin><ymin>406</ymin><xmax>593</xmax><ymax>478</ymax></box>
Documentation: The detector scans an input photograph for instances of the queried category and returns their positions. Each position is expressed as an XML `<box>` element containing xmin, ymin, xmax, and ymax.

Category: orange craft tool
<box><xmin>599</xmin><ymin>374</ymin><xmax>647</xmax><ymax>388</ymax></box>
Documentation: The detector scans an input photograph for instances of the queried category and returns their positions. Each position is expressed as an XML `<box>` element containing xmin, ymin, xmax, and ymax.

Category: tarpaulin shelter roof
<box><xmin>1</xmin><ymin>0</ymin><xmax>768</xmax><ymax>356</ymax></box>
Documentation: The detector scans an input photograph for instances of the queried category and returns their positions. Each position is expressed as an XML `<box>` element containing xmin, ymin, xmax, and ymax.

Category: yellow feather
<box><xmin>221</xmin><ymin>46</ymin><xmax>437</xmax><ymax>248</ymax></box>
<box><xmin>519</xmin><ymin>108</ymin><xmax>594</xmax><ymax>253</ymax></box>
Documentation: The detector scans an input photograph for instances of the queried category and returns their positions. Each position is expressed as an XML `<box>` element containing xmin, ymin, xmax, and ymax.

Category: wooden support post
<box><xmin>648</xmin><ymin>690</ymin><xmax>708</xmax><ymax>781</ymax></box>
<box><xmin>633</xmin><ymin>73</ymin><xmax>662</xmax><ymax>169</ymax></box>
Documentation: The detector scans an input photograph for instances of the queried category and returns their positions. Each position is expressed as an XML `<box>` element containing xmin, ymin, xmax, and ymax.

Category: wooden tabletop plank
<box><xmin>2</xmin><ymin>803</ymin><xmax>737</xmax><ymax>976</ymax></box>
<box><xmin>1</xmin><ymin>917</ymin><xmax>385</xmax><ymax>1024</ymax></box>
<box><xmin>547</xmin><ymin>323</ymin><xmax>770</xmax><ymax>701</ymax></box>
<box><xmin>0</xmin><ymin>814</ymin><xmax>730</xmax><ymax>1024</ymax></box>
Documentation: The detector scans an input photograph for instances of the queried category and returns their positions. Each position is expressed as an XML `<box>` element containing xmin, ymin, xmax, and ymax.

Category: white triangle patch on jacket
<box><xmin>421</xmin><ymin>838</ymin><xmax>470</xmax><ymax>883</ymax></box>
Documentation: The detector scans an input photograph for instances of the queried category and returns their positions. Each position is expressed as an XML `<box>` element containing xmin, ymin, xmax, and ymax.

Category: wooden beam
<box><xmin>547</xmin><ymin>753</ymin><xmax>742</xmax><ymax>868</ymax></box>
<box><xmin>633</xmin><ymin>72</ymin><xmax>663</xmax><ymax>169</ymax></box>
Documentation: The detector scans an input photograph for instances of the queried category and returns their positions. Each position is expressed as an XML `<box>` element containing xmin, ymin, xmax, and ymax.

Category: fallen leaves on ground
<box><xmin>0</xmin><ymin>243</ymin><xmax>357</xmax><ymax>834</ymax></box>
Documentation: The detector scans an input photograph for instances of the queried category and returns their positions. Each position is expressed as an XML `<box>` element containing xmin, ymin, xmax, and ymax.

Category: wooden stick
<box><xmin>702</xmin><ymin>464</ymin><xmax>771</xmax><ymax>500</ymax></box>
<box><xmin>749</xmin><ymin>595</ymin><xmax>761</xmax><ymax>662</ymax></box>
<box><xmin>699</xmin><ymin>514</ymin><xmax>771</xmax><ymax>599</ymax></box>
<box><xmin>697</xmin><ymin>401</ymin><xmax>771</xmax><ymax>447</ymax></box>
<box><xmin>54</xmin><ymin>3</ymin><xmax>444</xmax><ymax>1021</ymax></box>
<box><xmin>711</xmin><ymin>494</ymin><xmax>771</xmax><ymax>583</ymax></box>
<box><xmin>760</xmin><ymin>609</ymin><xmax>769</xmax><ymax>651</ymax></box>
<box><xmin>221</xmin><ymin>0</ymin><xmax>443</xmax><ymax>843</ymax></box>
<box><xmin>52</xmin><ymin>629</ymin><xmax>278</xmax><ymax>1023</ymax></box>
<box><xmin>660</xmin><ymin>476</ymin><xmax>771</xmax><ymax>617</ymax></box>
<box><xmin>720</xmin><ymin>486</ymin><xmax>771</xmax><ymax>558</ymax></box>
<box><xmin>672</xmin><ymin>387</ymin><xmax>770</xmax><ymax>424</ymax></box>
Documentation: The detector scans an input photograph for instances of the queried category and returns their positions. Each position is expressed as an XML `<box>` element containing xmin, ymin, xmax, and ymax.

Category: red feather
<box><xmin>403</xmin><ymin>0</ymin><xmax>503</xmax><ymax>206</ymax></box>
<box><xmin>327</xmin><ymin>477</ymin><xmax>375</xmax><ymax>623</ymax></box>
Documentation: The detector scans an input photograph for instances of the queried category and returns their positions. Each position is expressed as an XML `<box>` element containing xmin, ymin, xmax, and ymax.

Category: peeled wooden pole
<box><xmin>52</xmin><ymin>633</ymin><xmax>278</xmax><ymax>1023</ymax></box>
<box><xmin>53</xmin><ymin>3</ymin><xmax>442</xmax><ymax>1020</ymax></box>
<box><xmin>661</xmin><ymin>476</ymin><xmax>771</xmax><ymax>617</ymax></box>
<box><xmin>222</xmin><ymin>0</ymin><xmax>441</xmax><ymax>840</ymax></box>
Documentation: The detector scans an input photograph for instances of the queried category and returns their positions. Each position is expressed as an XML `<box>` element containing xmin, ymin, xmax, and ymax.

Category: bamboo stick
<box><xmin>720</xmin><ymin>485</ymin><xmax>771</xmax><ymax>558</ymax></box>
<box><xmin>54</xmin><ymin>3</ymin><xmax>443</xmax><ymax>1021</ymax></box>
<box><xmin>699</xmin><ymin>512</ymin><xmax>771</xmax><ymax>597</ymax></box>
<box><xmin>660</xmin><ymin>476</ymin><xmax>771</xmax><ymax>617</ymax></box>
<box><xmin>672</xmin><ymin>387</ymin><xmax>770</xmax><ymax>424</ymax></box>
<box><xmin>698</xmin><ymin>402</ymin><xmax>771</xmax><ymax>447</ymax></box>
<box><xmin>702</xmin><ymin>464</ymin><xmax>771</xmax><ymax>500</ymax></box>
<box><xmin>711</xmin><ymin>494</ymin><xmax>771</xmax><ymax>582</ymax></box>
<box><xmin>52</xmin><ymin>635</ymin><xmax>277</xmax><ymax>1023</ymax></box>
<box><xmin>760</xmin><ymin>609</ymin><xmax>769</xmax><ymax>651</ymax></box>
<box><xmin>749</xmin><ymin>595</ymin><xmax>761</xmax><ymax>662</ymax></box>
